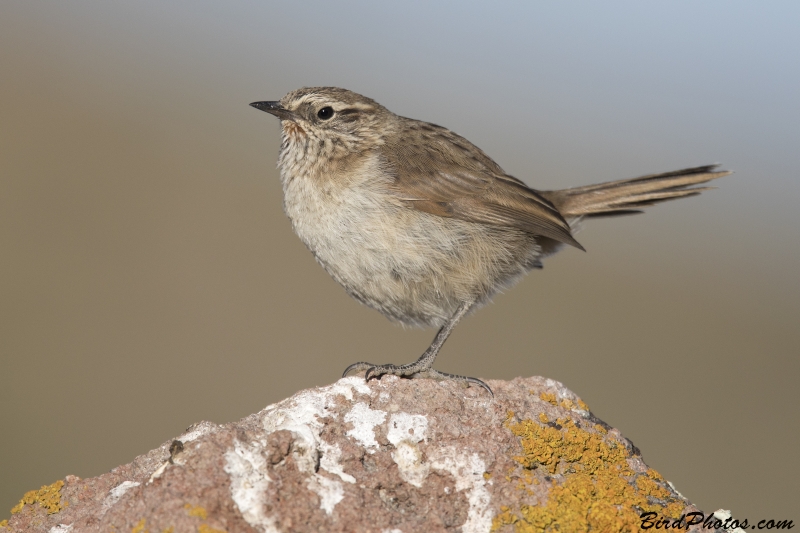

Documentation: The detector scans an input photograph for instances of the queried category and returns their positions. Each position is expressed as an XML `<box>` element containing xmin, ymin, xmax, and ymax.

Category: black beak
<box><xmin>250</xmin><ymin>101</ymin><xmax>297</xmax><ymax>121</ymax></box>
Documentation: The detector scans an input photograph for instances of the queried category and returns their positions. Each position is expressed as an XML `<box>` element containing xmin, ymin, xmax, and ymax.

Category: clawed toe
<box><xmin>364</xmin><ymin>365</ymin><xmax>381</xmax><ymax>381</ymax></box>
<box><xmin>342</xmin><ymin>362</ymin><xmax>373</xmax><ymax>378</ymax></box>
<box><xmin>342</xmin><ymin>361</ymin><xmax>493</xmax><ymax>397</ymax></box>
<box><xmin>465</xmin><ymin>376</ymin><xmax>494</xmax><ymax>397</ymax></box>
<box><xmin>364</xmin><ymin>364</ymin><xmax>402</xmax><ymax>381</ymax></box>
<box><xmin>343</xmin><ymin>362</ymin><xmax>416</xmax><ymax>381</ymax></box>
<box><xmin>342</xmin><ymin>362</ymin><xmax>392</xmax><ymax>380</ymax></box>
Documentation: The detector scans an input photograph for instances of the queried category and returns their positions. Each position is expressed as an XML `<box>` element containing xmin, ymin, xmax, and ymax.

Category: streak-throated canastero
<box><xmin>251</xmin><ymin>87</ymin><xmax>729</xmax><ymax>396</ymax></box>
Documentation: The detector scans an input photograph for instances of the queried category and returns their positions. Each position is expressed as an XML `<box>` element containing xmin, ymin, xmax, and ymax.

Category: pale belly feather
<box><xmin>280</xmin><ymin>156</ymin><xmax>540</xmax><ymax>327</ymax></box>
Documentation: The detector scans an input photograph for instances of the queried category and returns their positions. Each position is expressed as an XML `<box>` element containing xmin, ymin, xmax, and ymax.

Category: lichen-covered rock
<box><xmin>0</xmin><ymin>376</ymin><xmax>739</xmax><ymax>532</ymax></box>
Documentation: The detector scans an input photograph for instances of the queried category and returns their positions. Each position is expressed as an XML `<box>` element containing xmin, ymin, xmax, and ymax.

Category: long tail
<box><xmin>540</xmin><ymin>164</ymin><xmax>731</xmax><ymax>219</ymax></box>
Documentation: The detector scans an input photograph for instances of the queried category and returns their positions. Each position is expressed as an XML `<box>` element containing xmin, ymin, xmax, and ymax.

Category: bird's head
<box><xmin>251</xmin><ymin>87</ymin><xmax>391</xmax><ymax>156</ymax></box>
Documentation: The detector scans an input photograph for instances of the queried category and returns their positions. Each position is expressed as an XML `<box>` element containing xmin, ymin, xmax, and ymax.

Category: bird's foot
<box><xmin>342</xmin><ymin>362</ymin><xmax>492</xmax><ymax>397</ymax></box>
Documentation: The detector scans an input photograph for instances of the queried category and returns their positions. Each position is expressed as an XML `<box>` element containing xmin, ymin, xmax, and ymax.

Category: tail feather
<box><xmin>541</xmin><ymin>164</ymin><xmax>730</xmax><ymax>219</ymax></box>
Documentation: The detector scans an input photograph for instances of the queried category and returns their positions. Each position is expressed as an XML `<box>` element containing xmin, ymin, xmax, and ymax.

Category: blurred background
<box><xmin>1</xmin><ymin>0</ymin><xmax>798</xmax><ymax>522</ymax></box>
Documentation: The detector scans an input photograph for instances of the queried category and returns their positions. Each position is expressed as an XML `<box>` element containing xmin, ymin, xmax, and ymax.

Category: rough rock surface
<box><xmin>1</xmin><ymin>376</ymin><xmax>739</xmax><ymax>533</ymax></box>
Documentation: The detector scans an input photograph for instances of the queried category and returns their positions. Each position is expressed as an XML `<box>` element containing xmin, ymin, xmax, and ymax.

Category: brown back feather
<box><xmin>384</xmin><ymin>118</ymin><xmax>583</xmax><ymax>250</ymax></box>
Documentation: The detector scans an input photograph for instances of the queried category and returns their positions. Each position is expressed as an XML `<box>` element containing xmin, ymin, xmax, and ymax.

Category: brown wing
<box><xmin>382</xmin><ymin>118</ymin><xmax>583</xmax><ymax>250</ymax></box>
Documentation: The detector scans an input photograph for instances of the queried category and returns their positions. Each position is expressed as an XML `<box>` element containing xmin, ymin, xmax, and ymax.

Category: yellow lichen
<box><xmin>493</xmin><ymin>414</ymin><xmax>686</xmax><ymax>532</ymax></box>
<box><xmin>0</xmin><ymin>519</ymin><xmax>7</xmax><ymax>528</ymax></box>
<box><xmin>577</xmin><ymin>399</ymin><xmax>590</xmax><ymax>411</ymax></box>
<box><xmin>184</xmin><ymin>503</ymin><xmax>225</xmax><ymax>532</ymax></box>
<box><xmin>131</xmin><ymin>518</ymin><xmax>149</xmax><ymax>533</ymax></box>
<box><xmin>560</xmin><ymin>398</ymin><xmax>576</xmax><ymax>410</ymax></box>
<box><xmin>9</xmin><ymin>480</ymin><xmax>67</xmax><ymax>516</ymax></box>
<box><xmin>493</xmin><ymin>506</ymin><xmax>520</xmax><ymax>529</ymax></box>
<box><xmin>198</xmin><ymin>525</ymin><xmax>227</xmax><ymax>533</ymax></box>
<box><xmin>184</xmin><ymin>504</ymin><xmax>208</xmax><ymax>520</ymax></box>
<box><xmin>162</xmin><ymin>528</ymin><xmax>174</xmax><ymax>533</ymax></box>
<box><xmin>538</xmin><ymin>413</ymin><xmax>549</xmax><ymax>424</ymax></box>
<box><xmin>538</xmin><ymin>392</ymin><xmax>558</xmax><ymax>405</ymax></box>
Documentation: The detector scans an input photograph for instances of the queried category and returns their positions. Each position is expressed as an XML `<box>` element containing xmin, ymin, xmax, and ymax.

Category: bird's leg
<box><xmin>342</xmin><ymin>301</ymin><xmax>492</xmax><ymax>395</ymax></box>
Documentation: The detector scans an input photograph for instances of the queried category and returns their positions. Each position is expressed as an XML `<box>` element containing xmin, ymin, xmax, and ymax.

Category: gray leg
<box><xmin>342</xmin><ymin>301</ymin><xmax>492</xmax><ymax>396</ymax></box>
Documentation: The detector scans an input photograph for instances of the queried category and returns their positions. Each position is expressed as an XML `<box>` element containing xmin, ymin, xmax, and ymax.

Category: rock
<box><xmin>0</xmin><ymin>376</ymin><xmax>741</xmax><ymax>533</ymax></box>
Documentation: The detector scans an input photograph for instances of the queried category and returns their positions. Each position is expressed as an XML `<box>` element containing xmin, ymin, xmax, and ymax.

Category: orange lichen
<box><xmin>9</xmin><ymin>480</ymin><xmax>67</xmax><ymax>517</ymax></box>
<box><xmin>493</xmin><ymin>414</ymin><xmax>686</xmax><ymax>532</ymax></box>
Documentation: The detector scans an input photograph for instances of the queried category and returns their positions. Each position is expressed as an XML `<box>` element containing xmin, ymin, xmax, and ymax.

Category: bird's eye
<box><xmin>317</xmin><ymin>106</ymin><xmax>334</xmax><ymax>120</ymax></box>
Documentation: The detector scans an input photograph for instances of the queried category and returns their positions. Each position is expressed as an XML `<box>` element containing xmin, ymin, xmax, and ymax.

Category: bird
<box><xmin>250</xmin><ymin>87</ymin><xmax>729</xmax><ymax>396</ymax></box>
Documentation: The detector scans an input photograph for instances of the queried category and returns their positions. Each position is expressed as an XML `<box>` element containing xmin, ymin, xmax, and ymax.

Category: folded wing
<box><xmin>383</xmin><ymin>121</ymin><xmax>583</xmax><ymax>250</ymax></box>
